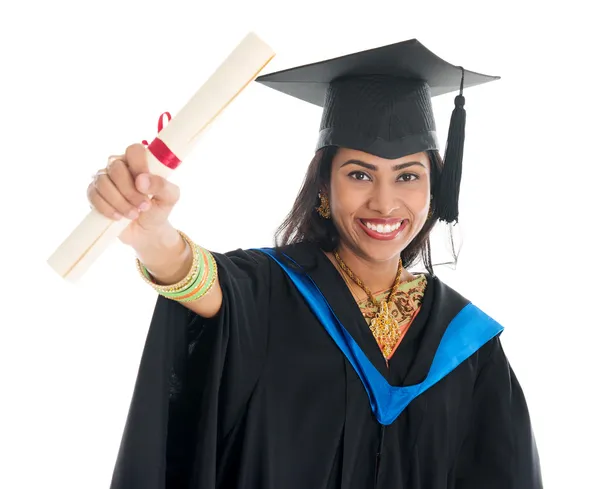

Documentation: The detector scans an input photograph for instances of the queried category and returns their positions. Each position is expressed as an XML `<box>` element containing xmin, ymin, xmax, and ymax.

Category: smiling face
<box><xmin>328</xmin><ymin>147</ymin><xmax>432</xmax><ymax>263</ymax></box>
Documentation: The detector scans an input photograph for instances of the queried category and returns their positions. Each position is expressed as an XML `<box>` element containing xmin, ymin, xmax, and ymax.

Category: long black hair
<box><xmin>274</xmin><ymin>146</ymin><xmax>457</xmax><ymax>275</ymax></box>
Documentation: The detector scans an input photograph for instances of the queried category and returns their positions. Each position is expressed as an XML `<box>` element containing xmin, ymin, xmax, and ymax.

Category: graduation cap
<box><xmin>255</xmin><ymin>39</ymin><xmax>500</xmax><ymax>224</ymax></box>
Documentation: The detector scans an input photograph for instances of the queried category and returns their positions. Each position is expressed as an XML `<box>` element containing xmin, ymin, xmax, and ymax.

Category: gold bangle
<box><xmin>177</xmin><ymin>249</ymin><xmax>219</xmax><ymax>303</ymax></box>
<box><xmin>136</xmin><ymin>230</ymin><xmax>200</xmax><ymax>293</ymax></box>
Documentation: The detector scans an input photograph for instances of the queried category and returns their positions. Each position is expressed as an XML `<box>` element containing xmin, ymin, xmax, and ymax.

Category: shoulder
<box><xmin>209</xmin><ymin>242</ymin><xmax>320</xmax><ymax>282</ymax></box>
<box><xmin>226</xmin><ymin>242</ymin><xmax>321</xmax><ymax>268</ymax></box>
<box><xmin>220</xmin><ymin>247</ymin><xmax>272</xmax><ymax>267</ymax></box>
<box><xmin>204</xmin><ymin>248</ymin><xmax>273</xmax><ymax>289</ymax></box>
<box><xmin>430</xmin><ymin>275</ymin><xmax>506</xmax><ymax>365</ymax></box>
<box><xmin>430</xmin><ymin>275</ymin><xmax>504</xmax><ymax>331</ymax></box>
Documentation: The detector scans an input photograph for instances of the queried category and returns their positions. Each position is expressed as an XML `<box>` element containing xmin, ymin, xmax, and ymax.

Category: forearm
<box><xmin>133</xmin><ymin>225</ymin><xmax>193</xmax><ymax>285</ymax></box>
<box><xmin>133</xmin><ymin>224</ymin><xmax>223</xmax><ymax>318</ymax></box>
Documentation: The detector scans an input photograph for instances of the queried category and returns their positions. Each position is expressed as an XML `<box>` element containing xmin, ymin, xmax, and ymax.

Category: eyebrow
<box><xmin>340</xmin><ymin>159</ymin><xmax>426</xmax><ymax>172</ymax></box>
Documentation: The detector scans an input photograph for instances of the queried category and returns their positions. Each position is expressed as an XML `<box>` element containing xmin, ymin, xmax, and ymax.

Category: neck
<box><xmin>330</xmin><ymin>242</ymin><xmax>415</xmax><ymax>295</ymax></box>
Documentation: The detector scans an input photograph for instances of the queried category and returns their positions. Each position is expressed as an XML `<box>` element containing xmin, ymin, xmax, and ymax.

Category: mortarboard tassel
<box><xmin>437</xmin><ymin>67</ymin><xmax>466</xmax><ymax>224</ymax></box>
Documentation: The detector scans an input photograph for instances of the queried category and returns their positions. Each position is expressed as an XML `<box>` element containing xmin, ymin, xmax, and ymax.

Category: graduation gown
<box><xmin>109</xmin><ymin>242</ymin><xmax>542</xmax><ymax>489</ymax></box>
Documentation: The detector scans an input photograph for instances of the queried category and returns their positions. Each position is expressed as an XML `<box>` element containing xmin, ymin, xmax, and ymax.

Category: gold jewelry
<box><xmin>337</xmin><ymin>263</ymin><xmax>362</xmax><ymax>304</ymax></box>
<box><xmin>334</xmin><ymin>251</ymin><xmax>403</xmax><ymax>308</ymax></box>
<box><xmin>136</xmin><ymin>230</ymin><xmax>197</xmax><ymax>291</ymax></box>
<box><xmin>93</xmin><ymin>168</ymin><xmax>109</xmax><ymax>179</ymax></box>
<box><xmin>93</xmin><ymin>155</ymin><xmax>124</xmax><ymax>180</ymax></box>
<box><xmin>168</xmin><ymin>249</ymin><xmax>218</xmax><ymax>303</ymax></box>
<box><xmin>316</xmin><ymin>192</ymin><xmax>331</xmax><ymax>219</ymax></box>
<box><xmin>339</xmin><ymin>270</ymin><xmax>390</xmax><ymax>318</ymax></box>
<box><xmin>106</xmin><ymin>155</ymin><xmax>122</xmax><ymax>167</ymax></box>
<box><xmin>334</xmin><ymin>250</ymin><xmax>403</xmax><ymax>352</ymax></box>
<box><xmin>136</xmin><ymin>230</ymin><xmax>218</xmax><ymax>302</ymax></box>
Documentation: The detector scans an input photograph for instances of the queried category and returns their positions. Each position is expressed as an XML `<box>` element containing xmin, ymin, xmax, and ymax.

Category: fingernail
<box><xmin>138</xmin><ymin>174</ymin><xmax>150</xmax><ymax>192</ymax></box>
<box><xmin>128</xmin><ymin>209</ymin><xmax>139</xmax><ymax>220</ymax></box>
<box><xmin>139</xmin><ymin>201</ymin><xmax>151</xmax><ymax>212</ymax></box>
<box><xmin>113</xmin><ymin>212</ymin><xmax>123</xmax><ymax>220</ymax></box>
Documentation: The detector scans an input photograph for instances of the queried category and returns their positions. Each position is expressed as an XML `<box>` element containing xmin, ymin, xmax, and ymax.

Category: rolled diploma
<box><xmin>47</xmin><ymin>32</ymin><xmax>275</xmax><ymax>282</ymax></box>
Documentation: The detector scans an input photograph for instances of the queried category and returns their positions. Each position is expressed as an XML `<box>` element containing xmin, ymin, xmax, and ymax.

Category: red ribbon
<box><xmin>142</xmin><ymin>112</ymin><xmax>182</xmax><ymax>170</ymax></box>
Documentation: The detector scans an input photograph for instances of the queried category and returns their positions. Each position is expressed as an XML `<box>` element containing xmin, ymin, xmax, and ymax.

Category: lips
<box><xmin>358</xmin><ymin>218</ymin><xmax>408</xmax><ymax>241</ymax></box>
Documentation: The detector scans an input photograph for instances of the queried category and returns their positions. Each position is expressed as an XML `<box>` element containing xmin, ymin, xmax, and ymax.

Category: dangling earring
<box><xmin>316</xmin><ymin>192</ymin><xmax>331</xmax><ymax>219</ymax></box>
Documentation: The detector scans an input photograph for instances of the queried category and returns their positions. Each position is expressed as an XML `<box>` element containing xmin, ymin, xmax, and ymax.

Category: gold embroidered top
<box><xmin>357</xmin><ymin>275</ymin><xmax>427</xmax><ymax>360</ymax></box>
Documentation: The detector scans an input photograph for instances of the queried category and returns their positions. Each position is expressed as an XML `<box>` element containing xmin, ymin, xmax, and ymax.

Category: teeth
<box><xmin>364</xmin><ymin>220</ymin><xmax>403</xmax><ymax>233</ymax></box>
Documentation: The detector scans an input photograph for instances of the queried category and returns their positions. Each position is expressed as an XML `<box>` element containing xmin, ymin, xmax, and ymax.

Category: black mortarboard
<box><xmin>256</xmin><ymin>39</ymin><xmax>500</xmax><ymax>223</ymax></box>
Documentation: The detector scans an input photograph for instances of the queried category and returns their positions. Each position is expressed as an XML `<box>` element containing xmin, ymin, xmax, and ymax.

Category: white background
<box><xmin>1</xmin><ymin>0</ymin><xmax>599</xmax><ymax>487</ymax></box>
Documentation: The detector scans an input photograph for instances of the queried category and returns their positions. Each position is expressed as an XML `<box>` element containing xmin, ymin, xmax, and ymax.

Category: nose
<box><xmin>367</xmin><ymin>181</ymin><xmax>403</xmax><ymax>216</ymax></box>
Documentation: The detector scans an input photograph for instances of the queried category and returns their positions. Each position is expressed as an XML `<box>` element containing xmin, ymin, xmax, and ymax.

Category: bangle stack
<box><xmin>136</xmin><ymin>230</ymin><xmax>218</xmax><ymax>303</ymax></box>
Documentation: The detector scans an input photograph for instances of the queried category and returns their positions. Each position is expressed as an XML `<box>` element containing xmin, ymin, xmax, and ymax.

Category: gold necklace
<box><xmin>334</xmin><ymin>250</ymin><xmax>403</xmax><ymax>335</ymax></box>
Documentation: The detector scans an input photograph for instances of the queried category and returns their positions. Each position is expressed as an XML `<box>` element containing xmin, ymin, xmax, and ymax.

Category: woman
<box><xmin>89</xmin><ymin>40</ymin><xmax>542</xmax><ymax>488</ymax></box>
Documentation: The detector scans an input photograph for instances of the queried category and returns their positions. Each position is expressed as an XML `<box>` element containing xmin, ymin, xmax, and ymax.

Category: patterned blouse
<box><xmin>357</xmin><ymin>275</ymin><xmax>428</xmax><ymax>361</ymax></box>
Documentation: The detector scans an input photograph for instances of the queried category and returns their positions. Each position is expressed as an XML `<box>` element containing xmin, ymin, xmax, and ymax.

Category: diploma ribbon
<box><xmin>142</xmin><ymin>112</ymin><xmax>182</xmax><ymax>170</ymax></box>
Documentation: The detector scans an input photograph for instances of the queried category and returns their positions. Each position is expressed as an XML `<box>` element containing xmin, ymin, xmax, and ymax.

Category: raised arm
<box><xmin>87</xmin><ymin>143</ymin><xmax>222</xmax><ymax>318</ymax></box>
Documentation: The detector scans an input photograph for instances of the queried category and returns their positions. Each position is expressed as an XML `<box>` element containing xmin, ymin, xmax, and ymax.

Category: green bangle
<box><xmin>179</xmin><ymin>252</ymin><xmax>218</xmax><ymax>302</ymax></box>
<box><xmin>160</xmin><ymin>244</ymin><xmax>206</xmax><ymax>299</ymax></box>
<box><xmin>136</xmin><ymin>230</ymin><xmax>200</xmax><ymax>293</ymax></box>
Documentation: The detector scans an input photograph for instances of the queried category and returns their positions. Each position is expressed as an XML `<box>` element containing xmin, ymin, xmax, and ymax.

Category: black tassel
<box><xmin>437</xmin><ymin>67</ymin><xmax>466</xmax><ymax>224</ymax></box>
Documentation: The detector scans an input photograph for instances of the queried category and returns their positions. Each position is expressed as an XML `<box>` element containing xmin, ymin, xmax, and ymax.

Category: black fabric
<box><xmin>316</xmin><ymin>76</ymin><xmax>439</xmax><ymax>159</ymax></box>
<box><xmin>109</xmin><ymin>242</ymin><xmax>542</xmax><ymax>489</ymax></box>
<box><xmin>255</xmin><ymin>38</ymin><xmax>499</xmax><ymax>160</ymax></box>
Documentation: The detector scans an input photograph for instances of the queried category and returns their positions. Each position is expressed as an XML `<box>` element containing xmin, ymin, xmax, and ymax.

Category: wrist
<box><xmin>134</xmin><ymin>225</ymin><xmax>193</xmax><ymax>285</ymax></box>
<box><xmin>132</xmin><ymin>223</ymin><xmax>179</xmax><ymax>253</ymax></box>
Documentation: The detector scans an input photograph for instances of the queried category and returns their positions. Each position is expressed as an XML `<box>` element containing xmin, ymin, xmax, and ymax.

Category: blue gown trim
<box><xmin>257</xmin><ymin>248</ymin><xmax>504</xmax><ymax>425</ymax></box>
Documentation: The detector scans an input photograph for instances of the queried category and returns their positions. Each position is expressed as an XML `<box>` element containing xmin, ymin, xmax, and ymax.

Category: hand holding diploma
<box><xmin>87</xmin><ymin>144</ymin><xmax>182</xmax><ymax>248</ymax></box>
<box><xmin>47</xmin><ymin>32</ymin><xmax>275</xmax><ymax>282</ymax></box>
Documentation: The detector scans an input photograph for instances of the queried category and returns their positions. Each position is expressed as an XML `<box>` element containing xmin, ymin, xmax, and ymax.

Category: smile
<box><xmin>358</xmin><ymin>219</ymin><xmax>408</xmax><ymax>240</ymax></box>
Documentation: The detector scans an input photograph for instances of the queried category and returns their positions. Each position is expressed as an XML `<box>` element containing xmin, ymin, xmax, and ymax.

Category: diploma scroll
<box><xmin>47</xmin><ymin>32</ymin><xmax>275</xmax><ymax>282</ymax></box>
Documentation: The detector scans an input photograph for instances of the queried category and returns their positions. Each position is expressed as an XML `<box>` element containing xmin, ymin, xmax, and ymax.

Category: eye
<box><xmin>397</xmin><ymin>173</ymin><xmax>419</xmax><ymax>182</ymax></box>
<box><xmin>348</xmin><ymin>171</ymin><xmax>372</xmax><ymax>182</ymax></box>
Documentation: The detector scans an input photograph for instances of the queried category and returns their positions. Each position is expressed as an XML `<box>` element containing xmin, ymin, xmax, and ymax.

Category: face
<box><xmin>328</xmin><ymin>148</ymin><xmax>432</xmax><ymax>263</ymax></box>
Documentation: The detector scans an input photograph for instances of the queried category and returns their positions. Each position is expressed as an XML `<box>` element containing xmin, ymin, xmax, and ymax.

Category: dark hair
<box><xmin>274</xmin><ymin>146</ymin><xmax>457</xmax><ymax>275</ymax></box>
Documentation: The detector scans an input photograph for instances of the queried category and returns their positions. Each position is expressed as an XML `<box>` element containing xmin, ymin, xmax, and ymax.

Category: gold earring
<box><xmin>316</xmin><ymin>192</ymin><xmax>331</xmax><ymax>219</ymax></box>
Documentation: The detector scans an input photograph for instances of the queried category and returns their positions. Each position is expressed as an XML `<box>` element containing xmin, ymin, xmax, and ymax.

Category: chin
<box><xmin>358</xmin><ymin>240</ymin><xmax>409</xmax><ymax>263</ymax></box>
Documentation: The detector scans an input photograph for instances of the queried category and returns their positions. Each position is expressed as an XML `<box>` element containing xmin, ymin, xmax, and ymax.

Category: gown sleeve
<box><xmin>108</xmin><ymin>248</ymin><xmax>272</xmax><ymax>489</ymax></box>
<box><xmin>454</xmin><ymin>336</ymin><xmax>544</xmax><ymax>489</ymax></box>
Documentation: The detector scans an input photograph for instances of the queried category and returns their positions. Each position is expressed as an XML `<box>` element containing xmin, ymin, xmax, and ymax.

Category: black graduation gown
<box><xmin>109</xmin><ymin>242</ymin><xmax>542</xmax><ymax>489</ymax></box>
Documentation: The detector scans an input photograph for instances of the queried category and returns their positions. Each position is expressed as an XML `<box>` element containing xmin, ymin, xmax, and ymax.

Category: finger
<box><xmin>135</xmin><ymin>173</ymin><xmax>180</xmax><ymax>206</ymax></box>
<box><xmin>87</xmin><ymin>184</ymin><xmax>123</xmax><ymax>220</ymax></box>
<box><xmin>124</xmin><ymin>143</ymin><xmax>149</xmax><ymax>176</ymax></box>
<box><xmin>107</xmin><ymin>154</ymin><xmax>124</xmax><ymax>167</ymax></box>
<box><xmin>93</xmin><ymin>174</ymin><xmax>140</xmax><ymax>220</ymax></box>
<box><xmin>107</xmin><ymin>158</ymin><xmax>151</xmax><ymax>211</ymax></box>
